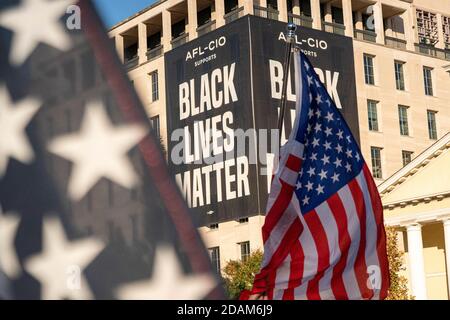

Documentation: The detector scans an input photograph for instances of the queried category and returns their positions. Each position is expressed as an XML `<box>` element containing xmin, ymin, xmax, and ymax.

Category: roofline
<box><xmin>378</xmin><ymin>131</ymin><xmax>450</xmax><ymax>194</ymax></box>
<box><xmin>108</xmin><ymin>0</ymin><xmax>166</xmax><ymax>32</ymax></box>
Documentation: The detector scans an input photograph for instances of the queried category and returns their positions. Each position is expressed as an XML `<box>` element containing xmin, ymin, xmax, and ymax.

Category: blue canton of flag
<box><xmin>293</xmin><ymin>53</ymin><xmax>363</xmax><ymax>215</ymax></box>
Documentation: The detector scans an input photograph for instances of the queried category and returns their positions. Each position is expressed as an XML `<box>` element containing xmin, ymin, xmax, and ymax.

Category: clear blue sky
<box><xmin>93</xmin><ymin>0</ymin><xmax>158</xmax><ymax>28</ymax></box>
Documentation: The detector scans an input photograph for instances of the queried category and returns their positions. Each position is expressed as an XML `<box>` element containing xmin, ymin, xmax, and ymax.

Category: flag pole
<box><xmin>277</xmin><ymin>23</ymin><xmax>297</xmax><ymax>149</ymax></box>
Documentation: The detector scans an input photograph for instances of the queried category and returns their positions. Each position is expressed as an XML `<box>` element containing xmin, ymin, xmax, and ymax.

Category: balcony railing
<box><xmin>354</xmin><ymin>29</ymin><xmax>377</xmax><ymax>42</ymax></box>
<box><xmin>171</xmin><ymin>33</ymin><xmax>188</xmax><ymax>49</ymax></box>
<box><xmin>322</xmin><ymin>21</ymin><xmax>345</xmax><ymax>36</ymax></box>
<box><xmin>197</xmin><ymin>20</ymin><xmax>216</xmax><ymax>37</ymax></box>
<box><xmin>124</xmin><ymin>56</ymin><xmax>138</xmax><ymax>70</ymax></box>
<box><xmin>415</xmin><ymin>43</ymin><xmax>450</xmax><ymax>61</ymax></box>
<box><xmin>224</xmin><ymin>6</ymin><xmax>244</xmax><ymax>24</ymax></box>
<box><xmin>385</xmin><ymin>36</ymin><xmax>407</xmax><ymax>50</ymax></box>
<box><xmin>253</xmin><ymin>5</ymin><xmax>279</xmax><ymax>21</ymax></box>
<box><xmin>146</xmin><ymin>44</ymin><xmax>163</xmax><ymax>61</ymax></box>
<box><xmin>287</xmin><ymin>13</ymin><xmax>313</xmax><ymax>28</ymax></box>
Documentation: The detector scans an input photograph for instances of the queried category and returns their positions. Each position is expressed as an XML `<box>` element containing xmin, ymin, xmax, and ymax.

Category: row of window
<box><xmin>208</xmin><ymin>241</ymin><xmax>250</xmax><ymax>273</ymax></box>
<box><xmin>370</xmin><ymin>147</ymin><xmax>416</xmax><ymax>179</ymax></box>
<box><xmin>363</xmin><ymin>54</ymin><xmax>435</xmax><ymax>96</ymax></box>
<box><xmin>367</xmin><ymin>100</ymin><xmax>438</xmax><ymax>140</ymax></box>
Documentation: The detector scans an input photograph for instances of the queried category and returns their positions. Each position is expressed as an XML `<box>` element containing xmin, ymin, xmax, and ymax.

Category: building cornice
<box><xmin>383</xmin><ymin>190</ymin><xmax>450</xmax><ymax>210</ymax></box>
<box><xmin>378</xmin><ymin>132</ymin><xmax>450</xmax><ymax>195</ymax></box>
<box><xmin>384</xmin><ymin>207</ymin><xmax>450</xmax><ymax>227</ymax></box>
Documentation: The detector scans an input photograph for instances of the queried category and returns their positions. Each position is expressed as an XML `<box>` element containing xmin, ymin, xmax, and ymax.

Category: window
<box><xmin>209</xmin><ymin>247</ymin><xmax>221</xmax><ymax>273</ymax></box>
<box><xmin>300</xmin><ymin>0</ymin><xmax>311</xmax><ymax>17</ymax></box>
<box><xmin>402</xmin><ymin>151</ymin><xmax>413</xmax><ymax>166</ymax></box>
<box><xmin>367</xmin><ymin>100</ymin><xmax>379</xmax><ymax>131</ymax></box>
<box><xmin>209</xmin><ymin>223</ymin><xmax>218</xmax><ymax>230</ymax></box>
<box><xmin>171</xmin><ymin>19</ymin><xmax>186</xmax><ymax>39</ymax></box>
<box><xmin>124</xmin><ymin>42</ymin><xmax>138</xmax><ymax>62</ymax></box>
<box><xmin>423</xmin><ymin>67</ymin><xmax>433</xmax><ymax>96</ymax></box>
<box><xmin>370</xmin><ymin>147</ymin><xmax>382</xmax><ymax>179</ymax></box>
<box><xmin>150</xmin><ymin>71</ymin><xmax>159</xmax><ymax>102</ymax></box>
<box><xmin>238</xmin><ymin>217</ymin><xmax>249</xmax><ymax>224</ymax></box>
<box><xmin>394</xmin><ymin>61</ymin><xmax>405</xmax><ymax>91</ymax></box>
<box><xmin>398</xmin><ymin>105</ymin><xmax>409</xmax><ymax>136</ymax></box>
<box><xmin>197</xmin><ymin>6</ymin><xmax>212</xmax><ymax>27</ymax></box>
<box><xmin>239</xmin><ymin>241</ymin><xmax>250</xmax><ymax>262</ymax></box>
<box><xmin>427</xmin><ymin>110</ymin><xmax>437</xmax><ymax>140</ymax></box>
<box><xmin>363</xmin><ymin>54</ymin><xmax>375</xmax><ymax>85</ymax></box>
<box><xmin>150</xmin><ymin>115</ymin><xmax>160</xmax><ymax>138</ymax></box>
<box><xmin>225</xmin><ymin>0</ymin><xmax>238</xmax><ymax>14</ymax></box>
<box><xmin>147</xmin><ymin>31</ymin><xmax>161</xmax><ymax>50</ymax></box>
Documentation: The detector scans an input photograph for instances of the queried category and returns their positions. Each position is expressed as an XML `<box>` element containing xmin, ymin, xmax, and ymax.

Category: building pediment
<box><xmin>379</xmin><ymin>132</ymin><xmax>450</xmax><ymax>207</ymax></box>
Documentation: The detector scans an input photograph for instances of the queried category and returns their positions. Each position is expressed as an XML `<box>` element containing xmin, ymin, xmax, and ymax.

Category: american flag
<box><xmin>0</xmin><ymin>0</ymin><xmax>220</xmax><ymax>299</ymax></box>
<box><xmin>245</xmin><ymin>51</ymin><xmax>389</xmax><ymax>300</ymax></box>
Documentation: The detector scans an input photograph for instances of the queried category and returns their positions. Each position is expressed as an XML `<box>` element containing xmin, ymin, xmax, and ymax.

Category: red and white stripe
<box><xmin>253</xmin><ymin>165</ymin><xmax>389</xmax><ymax>300</ymax></box>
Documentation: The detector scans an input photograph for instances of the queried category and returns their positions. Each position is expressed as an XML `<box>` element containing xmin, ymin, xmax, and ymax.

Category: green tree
<box><xmin>385</xmin><ymin>227</ymin><xmax>413</xmax><ymax>300</ymax></box>
<box><xmin>222</xmin><ymin>250</ymin><xmax>263</xmax><ymax>299</ymax></box>
<box><xmin>222</xmin><ymin>227</ymin><xmax>413</xmax><ymax>299</ymax></box>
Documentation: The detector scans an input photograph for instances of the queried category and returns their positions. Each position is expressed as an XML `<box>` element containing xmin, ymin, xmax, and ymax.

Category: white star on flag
<box><xmin>0</xmin><ymin>211</ymin><xmax>21</xmax><ymax>278</ymax></box>
<box><xmin>115</xmin><ymin>245</ymin><xmax>216</xmax><ymax>299</ymax></box>
<box><xmin>48</xmin><ymin>100</ymin><xmax>147</xmax><ymax>201</ymax></box>
<box><xmin>0</xmin><ymin>86</ymin><xmax>41</xmax><ymax>177</ymax></box>
<box><xmin>325</xmin><ymin>112</ymin><xmax>334</xmax><ymax>122</ymax></box>
<box><xmin>345</xmin><ymin>163</ymin><xmax>352</xmax><ymax>172</ymax></box>
<box><xmin>316</xmin><ymin>184</ymin><xmax>324</xmax><ymax>195</ymax></box>
<box><xmin>318</xmin><ymin>169</ymin><xmax>328</xmax><ymax>180</ymax></box>
<box><xmin>321</xmin><ymin>154</ymin><xmax>330</xmax><ymax>165</ymax></box>
<box><xmin>0</xmin><ymin>0</ymin><xmax>74</xmax><ymax>65</ymax></box>
<box><xmin>312</xmin><ymin>138</ymin><xmax>320</xmax><ymax>147</ymax></box>
<box><xmin>315</xmin><ymin>94</ymin><xmax>322</xmax><ymax>104</ymax></box>
<box><xmin>302</xmin><ymin>196</ymin><xmax>310</xmax><ymax>205</ymax></box>
<box><xmin>331</xmin><ymin>173</ymin><xmax>340</xmax><ymax>183</ymax></box>
<box><xmin>24</xmin><ymin>217</ymin><xmax>104</xmax><ymax>300</ymax></box>
<box><xmin>305</xmin><ymin>181</ymin><xmax>314</xmax><ymax>191</ymax></box>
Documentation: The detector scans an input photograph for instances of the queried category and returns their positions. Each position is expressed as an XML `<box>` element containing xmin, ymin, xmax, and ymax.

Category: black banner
<box><xmin>249</xmin><ymin>16</ymin><xmax>359</xmax><ymax>211</ymax></box>
<box><xmin>165</xmin><ymin>16</ymin><xmax>358</xmax><ymax>226</ymax></box>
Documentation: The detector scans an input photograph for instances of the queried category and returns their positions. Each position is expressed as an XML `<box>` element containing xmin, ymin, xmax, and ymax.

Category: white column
<box><xmin>278</xmin><ymin>0</ymin><xmax>288</xmax><ymax>22</ymax></box>
<box><xmin>162</xmin><ymin>10</ymin><xmax>172</xmax><ymax>52</ymax></box>
<box><xmin>443</xmin><ymin>219</ymin><xmax>450</xmax><ymax>297</ymax></box>
<box><xmin>137</xmin><ymin>23</ymin><xmax>148</xmax><ymax>64</ymax></box>
<box><xmin>355</xmin><ymin>11</ymin><xmax>363</xmax><ymax>30</ymax></box>
<box><xmin>373</xmin><ymin>1</ymin><xmax>385</xmax><ymax>44</ymax></box>
<box><xmin>115</xmin><ymin>34</ymin><xmax>124</xmax><ymax>63</ymax></box>
<box><xmin>406</xmin><ymin>224</ymin><xmax>427</xmax><ymax>300</ymax></box>
<box><xmin>342</xmin><ymin>0</ymin><xmax>354</xmax><ymax>38</ymax></box>
<box><xmin>188</xmin><ymin>0</ymin><xmax>198</xmax><ymax>39</ymax></box>
<box><xmin>292</xmin><ymin>0</ymin><xmax>300</xmax><ymax>15</ymax></box>
<box><xmin>402</xmin><ymin>8</ymin><xmax>415</xmax><ymax>51</ymax></box>
<box><xmin>241</xmin><ymin>0</ymin><xmax>254</xmax><ymax>16</ymax></box>
<box><xmin>311</xmin><ymin>0</ymin><xmax>322</xmax><ymax>30</ymax></box>
<box><xmin>324</xmin><ymin>2</ymin><xmax>332</xmax><ymax>23</ymax></box>
<box><xmin>215</xmin><ymin>0</ymin><xmax>225</xmax><ymax>27</ymax></box>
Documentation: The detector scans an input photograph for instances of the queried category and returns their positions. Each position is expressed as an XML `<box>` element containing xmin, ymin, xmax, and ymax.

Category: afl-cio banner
<box><xmin>165</xmin><ymin>15</ymin><xmax>358</xmax><ymax>226</ymax></box>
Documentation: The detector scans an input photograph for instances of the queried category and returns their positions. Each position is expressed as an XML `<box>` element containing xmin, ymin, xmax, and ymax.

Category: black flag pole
<box><xmin>277</xmin><ymin>23</ymin><xmax>297</xmax><ymax>150</ymax></box>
